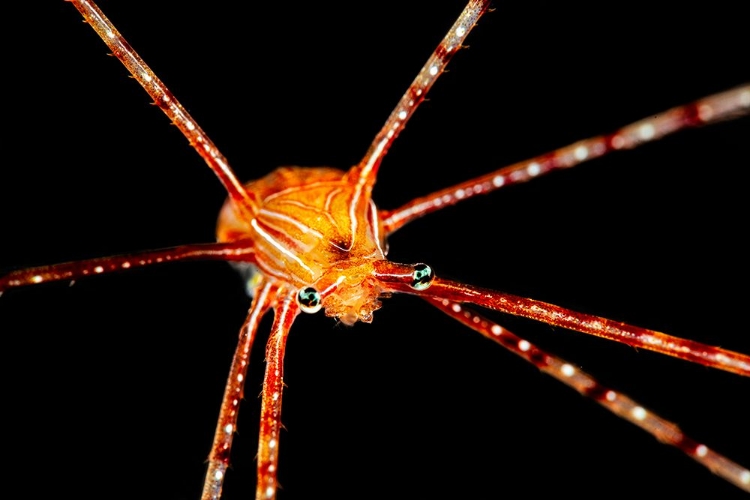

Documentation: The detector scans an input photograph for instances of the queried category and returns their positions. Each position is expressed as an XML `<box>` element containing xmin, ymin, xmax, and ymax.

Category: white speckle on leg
<box><xmin>518</xmin><ymin>340</ymin><xmax>530</xmax><ymax>352</ymax></box>
<box><xmin>695</xmin><ymin>444</ymin><xmax>708</xmax><ymax>457</ymax></box>
<box><xmin>224</xmin><ymin>424</ymin><xmax>233</xmax><ymax>434</ymax></box>
<box><xmin>493</xmin><ymin>175</ymin><xmax>505</xmax><ymax>187</ymax></box>
<box><xmin>740</xmin><ymin>469</ymin><xmax>750</xmax><ymax>484</ymax></box>
<box><xmin>638</xmin><ymin>123</ymin><xmax>655</xmax><ymax>140</ymax></box>
<box><xmin>605</xmin><ymin>391</ymin><xmax>616</xmax><ymax>402</ymax></box>
<box><xmin>561</xmin><ymin>364</ymin><xmax>575</xmax><ymax>377</ymax></box>
<box><xmin>527</xmin><ymin>162</ymin><xmax>541</xmax><ymax>176</ymax></box>
<box><xmin>574</xmin><ymin>145</ymin><xmax>588</xmax><ymax>161</ymax></box>
<box><xmin>632</xmin><ymin>406</ymin><xmax>647</xmax><ymax>421</ymax></box>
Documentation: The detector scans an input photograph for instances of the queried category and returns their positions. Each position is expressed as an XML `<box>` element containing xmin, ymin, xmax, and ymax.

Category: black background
<box><xmin>2</xmin><ymin>1</ymin><xmax>749</xmax><ymax>498</ymax></box>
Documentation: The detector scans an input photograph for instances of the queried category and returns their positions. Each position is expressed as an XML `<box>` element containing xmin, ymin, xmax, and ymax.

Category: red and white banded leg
<box><xmin>428</xmin><ymin>297</ymin><xmax>750</xmax><ymax>492</ymax></box>
<box><xmin>202</xmin><ymin>281</ymin><xmax>276</xmax><ymax>500</ymax></box>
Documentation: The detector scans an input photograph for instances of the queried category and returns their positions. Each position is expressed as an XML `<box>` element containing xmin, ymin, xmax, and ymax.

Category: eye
<box><xmin>297</xmin><ymin>286</ymin><xmax>322</xmax><ymax>314</ymax></box>
<box><xmin>410</xmin><ymin>263</ymin><xmax>434</xmax><ymax>290</ymax></box>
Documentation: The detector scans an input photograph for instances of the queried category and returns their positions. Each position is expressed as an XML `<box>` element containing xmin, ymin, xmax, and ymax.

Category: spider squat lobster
<box><xmin>2</xmin><ymin>0</ymin><xmax>748</xmax><ymax>500</ymax></box>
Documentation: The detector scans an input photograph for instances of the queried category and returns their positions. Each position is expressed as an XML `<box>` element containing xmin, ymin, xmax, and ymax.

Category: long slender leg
<box><xmin>257</xmin><ymin>297</ymin><xmax>299</xmax><ymax>500</ymax></box>
<box><xmin>427</xmin><ymin>297</ymin><xmax>750</xmax><ymax>492</ymax></box>
<box><xmin>352</xmin><ymin>0</ymin><xmax>491</xmax><ymax>200</ymax></box>
<box><xmin>0</xmin><ymin>241</ymin><xmax>255</xmax><ymax>294</ymax></box>
<box><xmin>373</xmin><ymin>262</ymin><xmax>750</xmax><ymax>375</ymax></box>
<box><xmin>202</xmin><ymin>280</ymin><xmax>276</xmax><ymax>500</ymax></box>
<box><xmin>66</xmin><ymin>0</ymin><xmax>254</xmax><ymax>213</ymax></box>
<box><xmin>381</xmin><ymin>85</ymin><xmax>750</xmax><ymax>232</ymax></box>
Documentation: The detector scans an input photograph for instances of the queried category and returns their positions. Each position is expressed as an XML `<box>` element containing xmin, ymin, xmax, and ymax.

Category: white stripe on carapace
<box><xmin>263</xmin><ymin>180</ymin><xmax>343</xmax><ymax>203</ymax></box>
<box><xmin>254</xmin><ymin>218</ymin><xmax>316</xmax><ymax>253</ymax></box>
<box><xmin>252</xmin><ymin>256</ymin><xmax>291</xmax><ymax>284</ymax></box>
<box><xmin>369</xmin><ymin>200</ymin><xmax>385</xmax><ymax>256</ymax></box>
<box><xmin>276</xmin><ymin>199</ymin><xmax>338</xmax><ymax>228</ymax></box>
<box><xmin>323</xmin><ymin>187</ymin><xmax>354</xmax><ymax>250</ymax></box>
<box><xmin>250</xmin><ymin>219</ymin><xmax>314</xmax><ymax>278</ymax></box>
<box><xmin>258</xmin><ymin>209</ymin><xmax>325</xmax><ymax>239</ymax></box>
<box><xmin>323</xmin><ymin>188</ymin><xmax>342</xmax><ymax>212</ymax></box>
